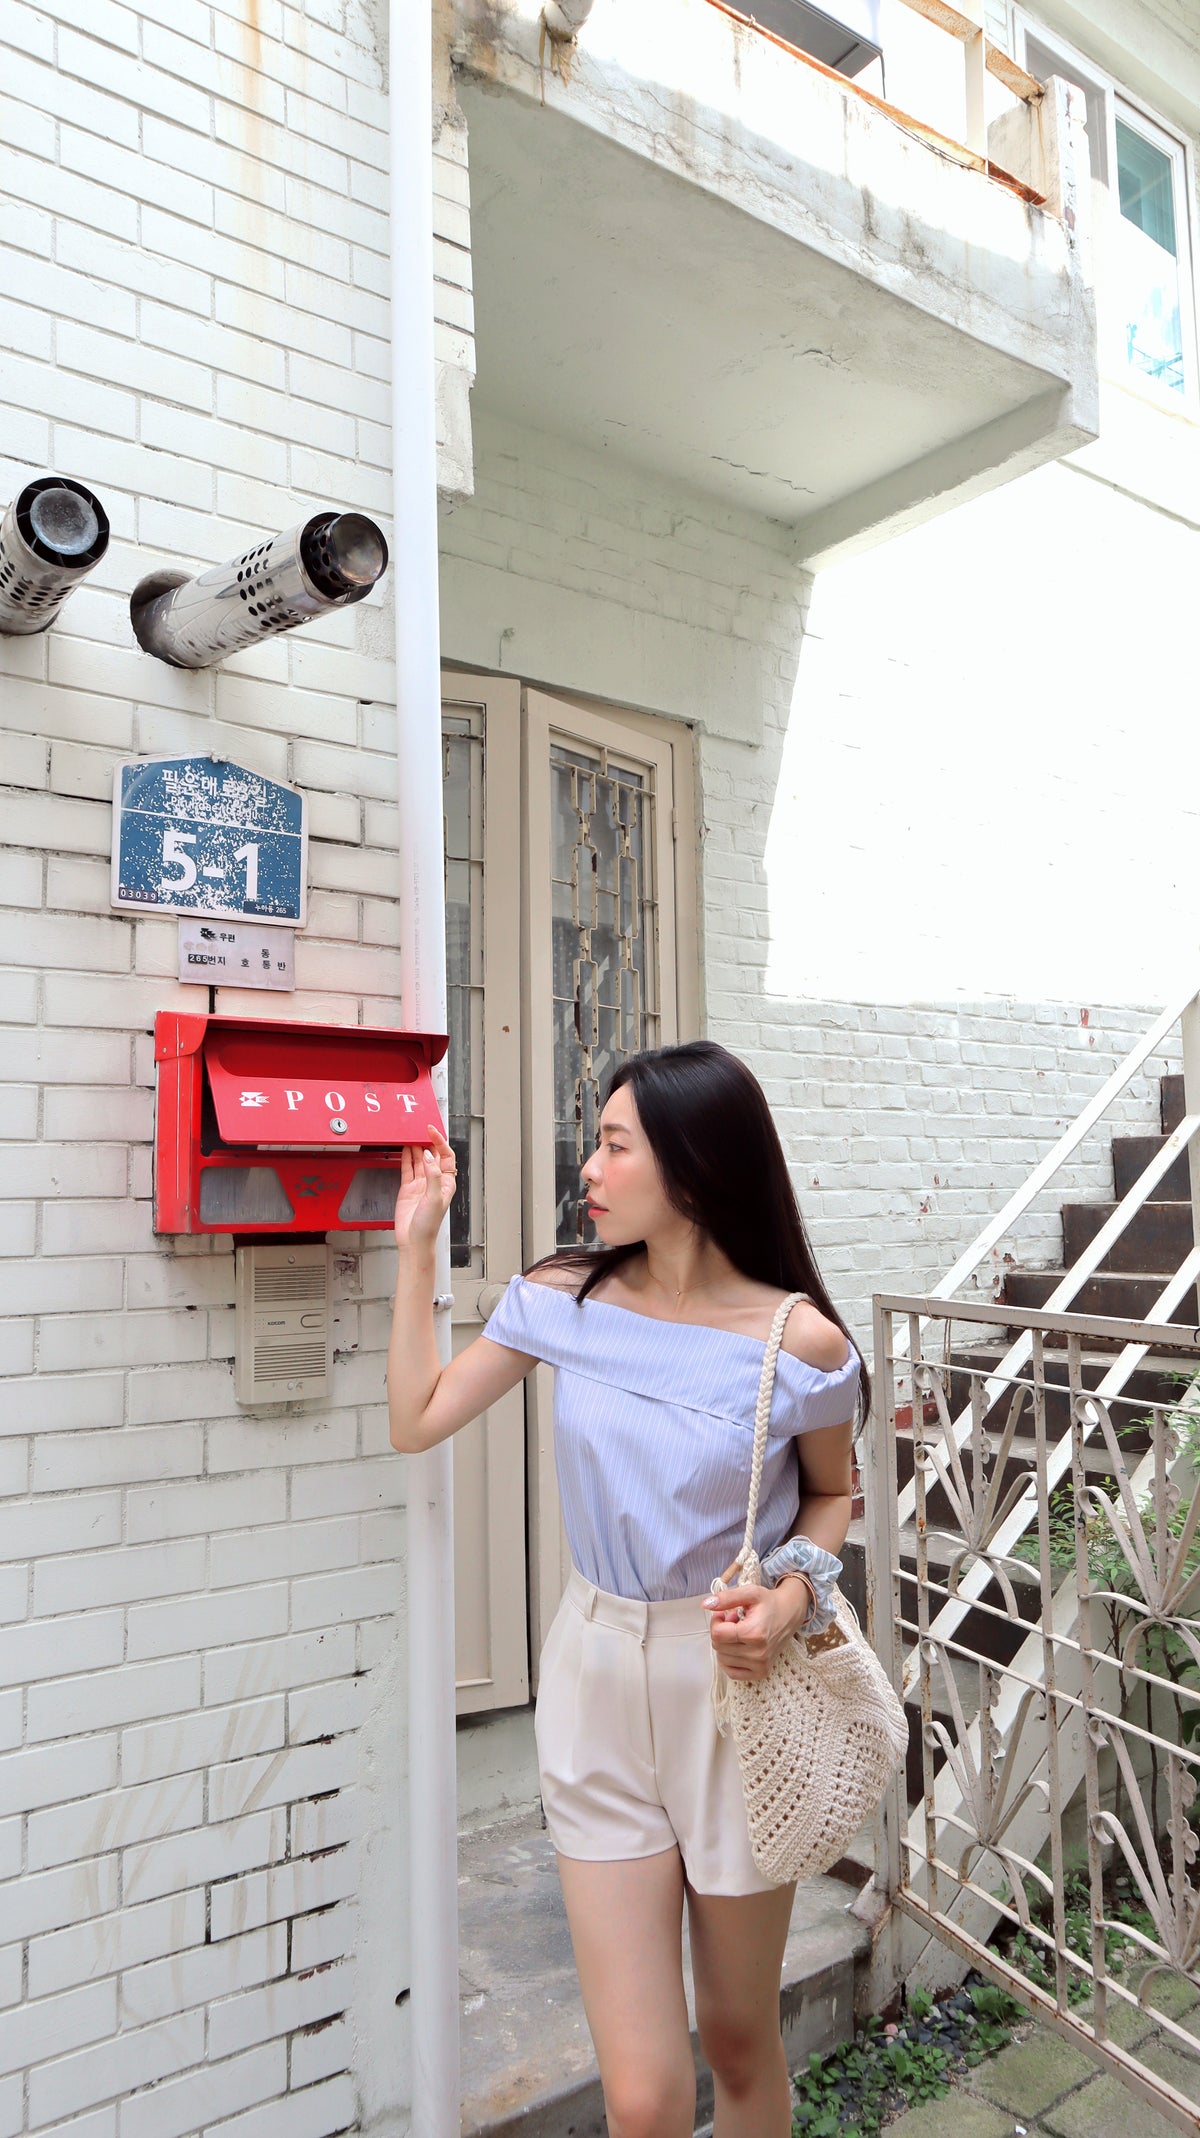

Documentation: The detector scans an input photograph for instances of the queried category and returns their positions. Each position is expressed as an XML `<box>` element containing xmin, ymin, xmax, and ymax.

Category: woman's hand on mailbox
<box><xmin>393</xmin><ymin>1125</ymin><xmax>457</xmax><ymax>1252</ymax></box>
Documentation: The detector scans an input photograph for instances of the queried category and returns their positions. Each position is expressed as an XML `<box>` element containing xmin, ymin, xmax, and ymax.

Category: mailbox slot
<box><xmin>154</xmin><ymin>1011</ymin><xmax>448</xmax><ymax>1235</ymax></box>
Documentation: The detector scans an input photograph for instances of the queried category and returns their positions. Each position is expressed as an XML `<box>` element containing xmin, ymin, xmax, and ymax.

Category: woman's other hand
<box><xmin>393</xmin><ymin>1124</ymin><xmax>457</xmax><ymax>1254</ymax></box>
<box><xmin>703</xmin><ymin>1566</ymin><xmax>815</xmax><ymax>1682</ymax></box>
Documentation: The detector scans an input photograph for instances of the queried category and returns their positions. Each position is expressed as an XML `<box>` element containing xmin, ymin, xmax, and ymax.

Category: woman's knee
<box><xmin>698</xmin><ymin>2008</ymin><xmax>783</xmax><ymax>2096</ymax></box>
<box><xmin>603</xmin><ymin>2063</ymin><xmax>695</xmax><ymax>2138</ymax></box>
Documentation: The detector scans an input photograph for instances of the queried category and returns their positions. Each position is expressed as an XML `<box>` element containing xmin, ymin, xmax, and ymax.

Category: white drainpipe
<box><xmin>389</xmin><ymin>3</ymin><xmax>459</xmax><ymax>2134</ymax></box>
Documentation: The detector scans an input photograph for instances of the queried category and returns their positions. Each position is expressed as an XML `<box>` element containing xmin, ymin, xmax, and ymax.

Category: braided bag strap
<box><xmin>733</xmin><ymin>1291</ymin><xmax>806</xmax><ymax>1580</ymax></box>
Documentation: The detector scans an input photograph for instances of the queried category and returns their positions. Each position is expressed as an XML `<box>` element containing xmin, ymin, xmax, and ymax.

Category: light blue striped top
<box><xmin>482</xmin><ymin>1275</ymin><xmax>860</xmax><ymax>1603</ymax></box>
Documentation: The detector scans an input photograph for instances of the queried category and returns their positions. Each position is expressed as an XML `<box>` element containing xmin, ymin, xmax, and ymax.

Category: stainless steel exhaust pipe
<box><xmin>130</xmin><ymin>511</ymin><xmax>389</xmax><ymax>669</ymax></box>
<box><xmin>0</xmin><ymin>474</ymin><xmax>111</xmax><ymax>635</ymax></box>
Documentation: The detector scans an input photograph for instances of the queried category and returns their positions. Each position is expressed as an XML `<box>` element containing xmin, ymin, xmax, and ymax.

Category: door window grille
<box><xmin>443</xmin><ymin>711</ymin><xmax>485</xmax><ymax>1272</ymax></box>
<box><xmin>550</xmin><ymin>744</ymin><xmax>660</xmax><ymax>1247</ymax></box>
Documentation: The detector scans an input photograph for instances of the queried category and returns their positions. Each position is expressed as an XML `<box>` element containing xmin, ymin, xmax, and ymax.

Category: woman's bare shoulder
<box><xmin>780</xmin><ymin>1298</ymin><xmax>852</xmax><ymax>1373</ymax></box>
<box><xmin>521</xmin><ymin>1258</ymin><xmax>586</xmax><ymax>1295</ymax></box>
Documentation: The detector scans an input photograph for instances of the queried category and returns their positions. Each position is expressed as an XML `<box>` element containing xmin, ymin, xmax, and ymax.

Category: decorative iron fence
<box><xmin>868</xmin><ymin>1293</ymin><xmax>1200</xmax><ymax>2136</ymax></box>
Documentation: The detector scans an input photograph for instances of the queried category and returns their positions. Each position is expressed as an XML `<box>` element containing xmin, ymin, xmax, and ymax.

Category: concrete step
<box><xmin>458</xmin><ymin>1805</ymin><xmax>873</xmax><ymax>2138</ymax></box>
<box><xmin>1113</xmin><ymin>1134</ymin><xmax>1190</xmax><ymax>1202</ymax></box>
<box><xmin>1061</xmin><ymin>1198</ymin><xmax>1193</xmax><ymax>1275</ymax></box>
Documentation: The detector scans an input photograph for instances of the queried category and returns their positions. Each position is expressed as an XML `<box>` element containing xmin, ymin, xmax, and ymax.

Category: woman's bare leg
<box><xmin>687</xmin><ymin>1880</ymin><xmax>797</xmax><ymax>2138</ymax></box>
<box><xmin>556</xmin><ymin>1848</ymin><xmax>695</xmax><ymax>2138</ymax></box>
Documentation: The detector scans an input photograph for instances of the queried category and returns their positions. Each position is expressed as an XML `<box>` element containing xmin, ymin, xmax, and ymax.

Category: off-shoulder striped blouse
<box><xmin>481</xmin><ymin>1275</ymin><xmax>860</xmax><ymax>1603</ymax></box>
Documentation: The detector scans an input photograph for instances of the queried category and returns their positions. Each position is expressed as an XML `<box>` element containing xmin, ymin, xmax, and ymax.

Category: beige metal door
<box><xmin>521</xmin><ymin>688</ymin><xmax>698</xmax><ymax>1672</ymax></box>
<box><xmin>443</xmin><ymin>674</ymin><xmax>528</xmax><ymax>1714</ymax></box>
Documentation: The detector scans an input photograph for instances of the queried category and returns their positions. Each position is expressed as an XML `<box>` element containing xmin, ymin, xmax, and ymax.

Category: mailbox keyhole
<box><xmin>329</xmin><ymin>1116</ymin><xmax>348</xmax><ymax>1135</ymax></box>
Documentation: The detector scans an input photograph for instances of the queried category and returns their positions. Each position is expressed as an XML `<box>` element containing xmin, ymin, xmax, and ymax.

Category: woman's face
<box><xmin>579</xmin><ymin>1088</ymin><xmax>674</xmax><ymax>1245</ymax></box>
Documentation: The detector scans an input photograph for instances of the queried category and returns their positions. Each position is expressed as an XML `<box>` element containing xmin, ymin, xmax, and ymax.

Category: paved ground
<box><xmin>884</xmin><ymin>1973</ymin><xmax>1200</xmax><ymax>2138</ymax></box>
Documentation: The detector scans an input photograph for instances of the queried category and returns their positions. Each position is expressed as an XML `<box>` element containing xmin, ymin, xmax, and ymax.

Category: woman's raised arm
<box><xmin>387</xmin><ymin>1127</ymin><xmax>535</xmax><ymax>1453</ymax></box>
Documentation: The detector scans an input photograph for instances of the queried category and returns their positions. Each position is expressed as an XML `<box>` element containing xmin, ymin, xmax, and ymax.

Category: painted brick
<box><xmin>286</xmin><ymin>1677</ymin><xmax>365</xmax><ymax>1747</ymax></box>
<box><xmin>208</xmin><ymin>1519</ymin><xmax>358</xmax><ymax>1591</ymax></box>
<box><xmin>207</xmin><ymin>1849</ymin><xmax>356</xmax><ymax>1944</ymax></box>
<box><xmin>0</xmin><ymin>1491</ymin><xmax>121</xmax><ymax>1560</ymax></box>
<box><xmin>207</xmin><ymin>1737</ymin><xmax>357</xmax><ymax>1825</ymax></box>
<box><xmin>121</xmin><ymin>1923</ymin><xmax>287</xmax><ymax>2034</ymax></box>
<box><xmin>126</xmin><ymin>1584</ymin><xmax>290</xmax><ymax>1664</ymax></box>
<box><xmin>289</xmin><ymin>2013</ymin><xmax>351</xmax><ymax>2091</ymax></box>
<box><xmin>0</xmin><ymin>1979</ymin><xmax>117</xmax><ymax>2083</ymax></box>
<box><xmin>3</xmin><ymin>1609</ymin><xmax>125</xmax><ymax>1687</ymax></box>
<box><xmin>122</xmin><ymin>1696</ymin><xmax>287</xmax><ymax>1789</ymax></box>
<box><xmin>1</xmin><ymin>1259</ymin><xmax>124</xmax><ymax>1317</ymax></box>
<box><xmin>203</xmin><ymin>2072</ymin><xmax>355</xmax><ymax>2138</ymax></box>
<box><xmin>202</xmin><ymin>1628</ymin><xmax>357</xmax><ymax>1708</ymax></box>
<box><xmin>26</xmin><ymin>1658</ymin><xmax>203</xmax><ymax>1744</ymax></box>
<box><xmin>0</xmin><ymin>1562</ymin><xmax>29</xmax><ymax>1627</ymax></box>
<box><xmin>0</xmin><ymin>1858</ymin><xmax>120</xmax><ymax>1946</ymax></box>
<box><xmin>120</xmin><ymin>2040</ymin><xmax>287</xmax><ymax>2138</ymax></box>
<box><xmin>0</xmin><ymin>1690</ymin><xmax>20</xmax><ymax>1754</ymax></box>
<box><xmin>208</xmin><ymin>1960</ymin><xmax>350</xmax><ymax>2063</ymax></box>
<box><xmin>204</xmin><ymin>1414</ymin><xmax>358</xmax><ymax>1474</ymax></box>
<box><xmin>287</xmin><ymin>1905</ymin><xmax>352</xmax><ymax>1974</ymax></box>
<box><xmin>287</xmin><ymin>1790</ymin><xmax>362</xmax><ymax>1861</ymax></box>
<box><xmin>122</xmin><ymin>1809</ymin><xmax>286</xmax><ymax>1908</ymax></box>
<box><xmin>289</xmin><ymin>1564</ymin><xmax>396</xmax><ymax>1631</ymax></box>
<box><xmin>26</xmin><ymin>1771</ymin><xmax>205</xmax><ymax>1875</ymax></box>
<box><xmin>29</xmin><ymin>1891</ymin><xmax>207</xmax><ymax>2000</ymax></box>
<box><xmin>0</xmin><ymin>1736</ymin><xmax>118</xmax><ymax>1819</ymax></box>
<box><xmin>31</xmin><ymin>1426</ymin><xmax>204</xmax><ymax>1494</ymax></box>
<box><xmin>27</xmin><ymin>2012</ymin><xmax>206</xmax><ymax>2129</ymax></box>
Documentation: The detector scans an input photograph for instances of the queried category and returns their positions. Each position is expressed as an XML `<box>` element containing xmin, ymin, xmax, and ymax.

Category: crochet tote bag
<box><xmin>710</xmin><ymin>1292</ymin><xmax>909</xmax><ymax>1885</ymax></box>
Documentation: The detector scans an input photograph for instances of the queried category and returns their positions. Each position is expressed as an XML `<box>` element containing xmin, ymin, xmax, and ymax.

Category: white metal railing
<box><xmin>868</xmin><ymin>1295</ymin><xmax>1200</xmax><ymax>2136</ymax></box>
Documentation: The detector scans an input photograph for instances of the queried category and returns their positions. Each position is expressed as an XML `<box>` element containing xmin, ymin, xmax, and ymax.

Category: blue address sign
<box><xmin>111</xmin><ymin>756</ymin><xmax>308</xmax><ymax>928</ymax></box>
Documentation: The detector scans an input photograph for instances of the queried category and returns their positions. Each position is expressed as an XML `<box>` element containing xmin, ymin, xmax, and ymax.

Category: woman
<box><xmin>388</xmin><ymin>1040</ymin><xmax>866</xmax><ymax>2138</ymax></box>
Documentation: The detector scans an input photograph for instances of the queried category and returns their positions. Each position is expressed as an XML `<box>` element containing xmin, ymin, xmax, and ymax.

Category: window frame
<box><xmin>1013</xmin><ymin>10</ymin><xmax>1199</xmax><ymax>413</ymax></box>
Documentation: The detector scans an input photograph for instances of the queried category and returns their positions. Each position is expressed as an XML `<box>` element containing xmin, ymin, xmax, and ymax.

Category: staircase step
<box><xmin>1163</xmin><ymin>1075</ymin><xmax>1184</xmax><ymax>1134</ymax></box>
<box><xmin>1001</xmin><ymin>1267</ymin><xmax>1200</xmax><ymax>1327</ymax></box>
<box><xmin>941</xmin><ymin>1344</ymin><xmax>1173</xmax><ymax>1444</ymax></box>
<box><xmin>1061</xmin><ymin>1199</ymin><xmax>1194</xmax><ymax>1275</ymax></box>
<box><xmin>458</xmin><ymin>1806</ymin><xmax>871</xmax><ymax>2137</ymax></box>
<box><xmin>841</xmin><ymin>1517</ymin><xmax>1036</xmax><ymax>1670</ymax></box>
<box><xmin>1113</xmin><ymin>1135</ymin><xmax>1191</xmax><ymax>1202</ymax></box>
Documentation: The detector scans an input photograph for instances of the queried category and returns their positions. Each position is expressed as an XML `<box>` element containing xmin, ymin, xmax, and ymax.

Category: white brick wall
<box><xmin>0</xmin><ymin>0</ymin><xmax>434</xmax><ymax>2129</ymax></box>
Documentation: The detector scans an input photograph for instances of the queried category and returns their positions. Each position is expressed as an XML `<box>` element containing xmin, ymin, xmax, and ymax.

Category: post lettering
<box><xmin>285</xmin><ymin>1090</ymin><xmax>304</xmax><ymax>1110</ymax></box>
<box><xmin>324</xmin><ymin>1090</ymin><xmax>346</xmax><ymax>1112</ymax></box>
<box><xmin>364</xmin><ymin>1091</ymin><xmax>381</xmax><ymax>1112</ymax></box>
<box><xmin>400</xmin><ymin>1094</ymin><xmax>418</xmax><ymax>1113</ymax></box>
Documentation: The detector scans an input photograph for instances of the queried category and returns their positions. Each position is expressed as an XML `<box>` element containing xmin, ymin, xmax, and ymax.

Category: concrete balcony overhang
<box><xmin>450</xmin><ymin>0</ymin><xmax>1098</xmax><ymax>565</ymax></box>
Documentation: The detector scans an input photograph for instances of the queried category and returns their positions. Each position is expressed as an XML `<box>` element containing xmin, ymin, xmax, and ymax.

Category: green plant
<box><xmin>987</xmin><ymin>1871</ymin><xmax>1158</xmax><ymax>2002</ymax></box>
<box><xmin>791</xmin><ymin>1975</ymin><xmax>1023</xmax><ymax>2137</ymax></box>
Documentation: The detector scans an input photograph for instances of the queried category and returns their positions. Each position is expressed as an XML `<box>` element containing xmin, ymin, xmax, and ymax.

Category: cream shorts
<box><xmin>533</xmin><ymin>1567</ymin><xmax>779</xmax><ymax>1896</ymax></box>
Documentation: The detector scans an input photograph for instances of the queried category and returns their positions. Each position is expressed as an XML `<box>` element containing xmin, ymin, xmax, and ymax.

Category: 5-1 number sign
<box><xmin>111</xmin><ymin>756</ymin><xmax>307</xmax><ymax>927</ymax></box>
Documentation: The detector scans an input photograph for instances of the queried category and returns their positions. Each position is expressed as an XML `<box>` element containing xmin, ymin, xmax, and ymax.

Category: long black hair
<box><xmin>529</xmin><ymin>1039</ymin><xmax>869</xmax><ymax>1421</ymax></box>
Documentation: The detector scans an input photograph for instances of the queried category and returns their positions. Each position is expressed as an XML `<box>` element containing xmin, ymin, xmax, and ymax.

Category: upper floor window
<box><xmin>1017</xmin><ymin>13</ymin><xmax>1196</xmax><ymax>409</ymax></box>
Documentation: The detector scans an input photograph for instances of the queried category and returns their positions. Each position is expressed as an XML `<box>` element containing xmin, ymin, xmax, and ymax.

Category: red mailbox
<box><xmin>154</xmin><ymin>1011</ymin><xmax>448</xmax><ymax>1235</ymax></box>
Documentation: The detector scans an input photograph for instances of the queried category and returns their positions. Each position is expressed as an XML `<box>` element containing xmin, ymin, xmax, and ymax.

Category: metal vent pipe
<box><xmin>129</xmin><ymin>511</ymin><xmax>388</xmax><ymax>668</ymax></box>
<box><xmin>0</xmin><ymin>473</ymin><xmax>110</xmax><ymax>635</ymax></box>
